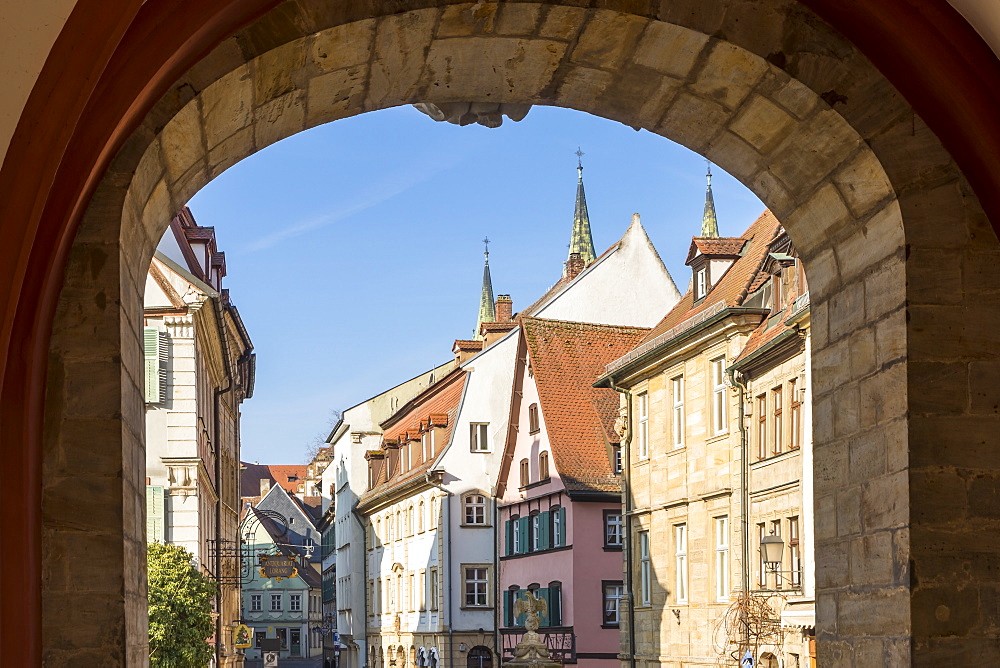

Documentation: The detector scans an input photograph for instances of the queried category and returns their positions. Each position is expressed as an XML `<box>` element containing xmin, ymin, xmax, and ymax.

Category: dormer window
<box><xmin>695</xmin><ymin>267</ymin><xmax>708</xmax><ymax>300</ymax></box>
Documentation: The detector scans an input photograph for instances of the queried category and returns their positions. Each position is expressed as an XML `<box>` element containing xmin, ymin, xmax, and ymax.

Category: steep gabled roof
<box><xmin>522</xmin><ymin>317</ymin><xmax>649</xmax><ymax>495</ymax></box>
<box><xmin>685</xmin><ymin>237</ymin><xmax>747</xmax><ymax>264</ymax></box>
<box><xmin>638</xmin><ymin>210</ymin><xmax>781</xmax><ymax>346</ymax></box>
<box><xmin>241</xmin><ymin>463</ymin><xmax>310</xmax><ymax>501</ymax></box>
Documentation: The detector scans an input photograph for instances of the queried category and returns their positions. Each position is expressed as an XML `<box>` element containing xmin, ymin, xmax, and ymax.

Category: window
<box><xmin>418</xmin><ymin>500</ymin><xmax>425</xmax><ymax>532</ymax></box>
<box><xmin>757</xmin><ymin>394</ymin><xmax>767</xmax><ymax>459</ymax></box>
<box><xmin>528</xmin><ymin>403</ymin><xmax>540</xmax><ymax>433</ymax></box>
<box><xmin>551</xmin><ymin>507</ymin><xmax>565</xmax><ymax>547</ymax></box>
<box><xmin>429</xmin><ymin>568</ymin><xmax>440</xmax><ymax>611</ymax></box>
<box><xmin>250</xmin><ymin>594</ymin><xmax>262</xmax><ymax>612</ymax></box>
<box><xmin>531</xmin><ymin>512</ymin><xmax>541</xmax><ymax>551</ymax></box>
<box><xmin>470</xmin><ymin>423</ymin><xmax>489</xmax><ymax>452</ymax></box>
<box><xmin>395</xmin><ymin>511</ymin><xmax>401</xmax><ymax>540</ymax></box>
<box><xmin>771</xmin><ymin>520</ymin><xmax>782</xmax><ymax>590</ymax></box>
<box><xmin>409</xmin><ymin>573</ymin><xmax>416</xmax><ymax>611</ymax></box>
<box><xmin>672</xmin><ymin>376</ymin><xmax>684</xmax><ymax>448</ymax></box>
<box><xmin>711</xmin><ymin>357</ymin><xmax>727</xmax><ymax>434</ymax></box>
<box><xmin>639</xmin><ymin>531</ymin><xmax>651</xmax><ymax>605</ymax></box>
<box><xmin>423</xmin><ymin>429</ymin><xmax>435</xmax><ymax>462</ymax></box>
<box><xmin>603</xmin><ymin>581</ymin><xmax>624</xmax><ymax>626</ymax></box>
<box><xmin>637</xmin><ymin>392</ymin><xmax>649</xmax><ymax>460</ymax></box>
<box><xmin>465</xmin><ymin>494</ymin><xmax>487</xmax><ymax>525</ymax></box>
<box><xmin>419</xmin><ymin>570</ymin><xmax>427</xmax><ymax>611</ymax></box>
<box><xmin>548</xmin><ymin>581</ymin><xmax>563</xmax><ymax>626</ymax></box>
<box><xmin>406</xmin><ymin>506</ymin><xmax>414</xmax><ymax>535</ymax></box>
<box><xmin>464</xmin><ymin>567</ymin><xmax>489</xmax><ymax>607</ymax></box>
<box><xmin>695</xmin><ymin>266</ymin><xmax>708</xmax><ymax>299</ymax></box>
<box><xmin>270</xmin><ymin>593</ymin><xmax>282</xmax><ymax>612</ymax></box>
<box><xmin>510</xmin><ymin>515</ymin><xmax>521</xmax><ymax>555</ymax></box>
<box><xmin>386</xmin><ymin>515</ymin><xmax>394</xmax><ymax>543</ymax></box>
<box><xmin>290</xmin><ymin>593</ymin><xmax>302</xmax><ymax>612</ymax></box>
<box><xmin>789</xmin><ymin>516</ymin><xmax>801</xmax><ymax>587</ymax></box>
<box><xmin>539</xmin><ymin>451</ymin><xmax>549</xmax><ymax>480</ymax></box>
<box><xmin>397</xmin><ymin>573</ymin><xmax>404</xmax><ymax>610</ymax></box>
<box><xmin>505</xmin><ymin>586</ymin><xmax>519</xmax><ymax>627</ymax></box>
<box><xmin>772</xmin><ymin>386</ymin><xmax>783</xmax><ymax>455</ymax></box>
<box><xmin>757</xmin><ymin>523</ymin><xmax>768</xmax><ymax>587</ymax></box>
<box><xmin>519</xmin><ymin>458</ymin><xmax>529</xmax><ymax>487</ymax></box>
<box><xmin>675</xmin><ymin>524</ymin><xmax>688</xmax><ymax>603</ymax></box>
<box><xmin>715</xmin><ymin>517</ymin><xmax>729</xmax><ymax>601</ymax></box>
<box><xmin>604</xmin><ymin>511</ymin><xmax>623</xmax><ymax>548</ymax></box>
<box><xmin>612</xmin><ymin>445</ymin><xmax>622</xmax><ymax>474</ymax></box>
<box><xmin>789</xmin><ymin>379</ymin><xmax>801</xmax><ymax>450</ymax></box>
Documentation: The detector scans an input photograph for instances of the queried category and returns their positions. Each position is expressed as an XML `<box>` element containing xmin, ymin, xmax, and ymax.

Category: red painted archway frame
<box><xmin>1</xmin><ymin>0</ymin><xmax>998</xmax><ymax>663</ymax></box>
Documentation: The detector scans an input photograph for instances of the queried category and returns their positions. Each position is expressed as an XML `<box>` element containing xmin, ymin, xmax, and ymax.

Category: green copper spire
<box><xmin>701</xmin><ymin>161</ymin><xmax>720</xmax><ymax>238</ymax></box>
<box><xmin>475</xmin><ymin>237</ymin><xmax>496</xmax><ymax>340</ymax></box>
<box><xmin>566</xmin><ymin>148</ymin><xmax>597</xmax><ymax>274</ymax></box>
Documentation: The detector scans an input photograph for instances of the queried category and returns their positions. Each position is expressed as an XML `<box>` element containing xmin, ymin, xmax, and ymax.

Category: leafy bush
<box><xmin>148</xmin><ymin>542</ymin><xmax>217</xmax><ymax>667</ymax></box>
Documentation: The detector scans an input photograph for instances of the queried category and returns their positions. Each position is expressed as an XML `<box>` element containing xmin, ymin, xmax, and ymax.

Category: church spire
<box><xmin>701</xmin><ymin>160</ymin><xmax>720</xmax><ymax>238</ymax></box>
<box><xmin>475</xmin><ymin>237</ymin><xmax>496</xmax><ymax>340</ymax></box>
<box><xmin>566</xmin><ymin>148</ymin><xmax>597</xmax><ymax>275</ymax></box>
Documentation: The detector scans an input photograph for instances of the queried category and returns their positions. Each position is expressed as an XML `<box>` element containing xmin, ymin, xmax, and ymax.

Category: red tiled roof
<box><xmin>685</xmin><ymin>237</ymin><xmax>746</xmax><ymax>264</ymax></box>
<box><xmin>241</xmin><ymin>463</ymin><xmax>310</xmax><ymax>499</ymax></box>
<box><xmin>358</xmin><ymin>368</ymin><xmax>467</xmax><ymax>507</ymax></box>
<box><xmin>523</xmin><ymin>317</ymin><xmax>650</xmax><ymax>495</ymax></box>
<box><xmin>638</xmin><ymin>210</ymin><xmax>782</xmax><ymax>346</ymax></box>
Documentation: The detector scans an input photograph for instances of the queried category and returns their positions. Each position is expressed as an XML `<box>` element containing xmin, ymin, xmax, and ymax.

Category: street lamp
<box><xmin>760</xmin><ymin>531</ymin><xmax>784</xmax><ymax>571</ymax></box>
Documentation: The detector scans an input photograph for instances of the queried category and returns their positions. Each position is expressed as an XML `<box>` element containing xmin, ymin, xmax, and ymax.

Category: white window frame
<box><xmin>715</xmin><ymin>516</ymin><xmax>729</xmax><ymax>601</ymax></box>
<box><xmin>711</xmin><ymin>357</ymin><xmax>727</xmax><ymax>435</ymax></box>
<box><xmin>470</xmin><ymin>422</ymin><xmax>489</xmax><ymax>452</ymax></box>
<box><xmin>696</xmin><ymin>266</ymin><xmax>708</xmax><ymax>299</ymax></box>
<box><xmin>639</xmin><ymin>531</ymin><xmax>651</xmax><ymax>606</ymax></box>
<box><xmin>603</xmin><ymin>582</ymin><xmax>624</xmax><ymax>625</ymax></box>
<box><xmin>290</xmin><ymin>593</ymin><xmax>302</xmax><ymax>612</ymax></box>
<box><xmin>672</xmin><ymin>375</ymin><xmax>685</xmax><ymax>448</ymax></box>
<box><xmin>423</xmin><ymin>429</ymin><xmax>435</xmax><ymax>462</ymax></box>
<box><xmin>637</xmin><ymin>392</ymin><xmax>649</xmax><ymax>460</ymax></box>
<box><xmin>675</xmin><ymin>524</ymin><xmax>688</xmax><ymax>603</ymax></box>
<box><xmin>789</xmin><ymin>516</ymin><xmax>802</xmax><ymax>587</ymax></box>
<box><xmin>531</xmin><ymin>513</ymin><xmax>541</xmax><ymax>551</ymax></box>
<box><xmin>464</xmin><ymin>566</ymin><xmax>490</xmax><ymax>607</ymax></box>
<box><xmin>429</xmin><ymin>568</ymin><xmax>440</xmax><ymax>611</ymax></box>
<box><xmin>465</xmin><ymin>494</ymin><xmax>487</xmax><ymax>525</ymax></box>
<box><xmin>605</xmin><ymin>512</ymin><xmax>623</xmax><ymax>547</ymax></box>
<box><xmin>270</xmin><ymin>593</ymin><xmax>282</xmax><ymax>612</ymax></box>
<box><xmin>250</xmin><ymin>593</ymin><xmax>262</xmax><ymax>612</ymax></box>
<box><xmin>512</xmin><ymin>515</ymin><xmax>521</xmax><ymax>554</ymax></box>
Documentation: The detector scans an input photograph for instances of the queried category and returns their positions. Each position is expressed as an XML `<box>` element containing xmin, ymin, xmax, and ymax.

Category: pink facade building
<box><xmin>496</xmin><ymin>318</ymin><xmax>649</xmax><ymax>668</ymax></box>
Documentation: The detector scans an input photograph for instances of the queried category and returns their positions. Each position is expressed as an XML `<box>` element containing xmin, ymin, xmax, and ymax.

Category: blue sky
<box><xmin>187</xmin><ymin>105</ymin><xmax>764</xmax><ymax>464</ymax></box>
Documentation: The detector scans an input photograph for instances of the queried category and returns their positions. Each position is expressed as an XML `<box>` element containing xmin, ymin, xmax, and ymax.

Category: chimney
<box><xmin>566</xmin><ymin>252</ymin><xmax>585</xmax><ymax>279</ymax></box>
<box><xmin>495</xmin><ymin>295</ymin><xmax>513</xmax><ymax>323</ymax></box>
<box><xmin>260</xmin><ymin>478</ymin><xmax>271</xmax><ymax>496</ymax></box>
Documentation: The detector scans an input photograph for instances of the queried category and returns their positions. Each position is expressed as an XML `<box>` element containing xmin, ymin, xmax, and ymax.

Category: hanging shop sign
<box><xmin>259</xmin><ymin>554</ymin><xmax>299</xmax><ymax>580</ymax></box>
<box><xmin>233</xmin><ymin>624</ymin><xmax>252</xmax><ymax>649</ymax></box>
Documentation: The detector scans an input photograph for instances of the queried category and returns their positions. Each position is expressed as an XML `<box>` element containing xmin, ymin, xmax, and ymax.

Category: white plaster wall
<box><xmin>532</xmin><ymin>216</ymin><xmax>680</xmax><ymax>327</ymax></box>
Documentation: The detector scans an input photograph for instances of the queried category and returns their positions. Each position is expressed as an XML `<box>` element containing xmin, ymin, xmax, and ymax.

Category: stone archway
<box><xmin>4</xmin><ymin>0</ymin><xmax>999</xmax><ymax>665</ymax></box>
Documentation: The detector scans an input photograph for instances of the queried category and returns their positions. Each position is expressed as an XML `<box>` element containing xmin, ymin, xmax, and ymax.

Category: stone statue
<box><xmin>412</xmin><ymin>102</ymin><xmax>532</xmax><ymax>128</ymax></box>
<box><xmin>509</xmin><ymin>591</ymin><xmax>554</xmax><ymax>663</ymax></box>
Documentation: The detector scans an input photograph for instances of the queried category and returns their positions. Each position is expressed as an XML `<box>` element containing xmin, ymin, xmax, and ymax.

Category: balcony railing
<box><xmin>500</xmin><ymin>627</ymin><xmax>576</xmax><ymax>664</ymax></box>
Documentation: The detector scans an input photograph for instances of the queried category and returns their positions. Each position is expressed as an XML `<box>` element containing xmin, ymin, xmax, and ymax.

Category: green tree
<box><xmin>147</xmin><ymin>542</ymin><xmax>217</xmax><ymax>667</ymax></box>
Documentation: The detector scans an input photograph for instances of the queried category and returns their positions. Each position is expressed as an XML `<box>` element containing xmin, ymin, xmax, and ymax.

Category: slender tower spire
<box><xmin>475</xmin><ymin>237</ymin><xmax>496</xmax><ymax>339</ymax></box>
<box><xmin>701</xmin><ymin>160</ymin><xmax>720</xmax><ymax>238</ymax></box>
<box><xmin>566</xmin><ymin>148</ymin><xmax>597</xmax><ymax>274</ymax></box>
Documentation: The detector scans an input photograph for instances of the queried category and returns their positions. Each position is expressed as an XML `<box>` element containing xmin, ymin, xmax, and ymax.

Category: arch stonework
<box><xmin>14</xmin><ymin>0</ymin><xmax>1000</xmax><ymax>665</ymax></box>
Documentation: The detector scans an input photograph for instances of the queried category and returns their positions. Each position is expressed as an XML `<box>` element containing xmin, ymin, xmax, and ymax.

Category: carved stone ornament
<box><xmin>412</xmin><ymin>102</ymin><xmax>532</xmax><ymax>128</ymax></box>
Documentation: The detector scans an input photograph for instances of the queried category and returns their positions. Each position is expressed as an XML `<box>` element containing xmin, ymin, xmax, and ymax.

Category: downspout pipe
<box><xmin>727</xmin><ymin>366</ymin><xmax>752</xmax><ymax>650</ymax></box>
<box><xmin>351</xmin><ymin>502</ymin><xmax>369</xmax><ymax>668</ymax></box>
<box><xmin>212</xmin><ymin>296</ymin><xmax>235</xmax><ymax>665</ymax></box>
<box><xmin>423</xmin><ymin>472</ymin><xmax>453</xmax><ymax>668</ymax></box>
<box><xmin>607</xmin><ymin>376</ymin><xmax>636</xmax><ymax>668</ymax></box>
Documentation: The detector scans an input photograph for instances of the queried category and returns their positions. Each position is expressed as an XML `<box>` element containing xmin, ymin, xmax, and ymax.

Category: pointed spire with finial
<box><xmin>475</xmin><ymin>237</ymin><xmax>496</xmax><ymax>340</ymax></box>
<box><xmin>566</xmin><ymin>148</ymin><xmax>597</xmax><ymax>275</ymax></box>
<box><xmin>701</xmin><ymin>160</ymin><xmax>720</xmax><ymax>238</ymax></box>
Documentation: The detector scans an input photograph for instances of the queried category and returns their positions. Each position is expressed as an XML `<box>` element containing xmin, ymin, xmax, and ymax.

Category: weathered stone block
<box><xmin>496</xmin><ymin>3</ymin><xmax>541</xmax><ymax>36</ymax></box>
<box><xmin>690</xmin><ymin>40</ymin><xmax>767</xmax><ymax>111</ymax></box>
<box><xmin>554</xmin><ymin>66</ymin><xmax>614</xmax><ymax>110</ymax></box>
<box><xmin>307</xmin><ymin>65</ymin><xmax>369</xmax><ymax>126</ymax></box>
<box><xmin>861</xmin><ymin>470</ymin><xmax>908</xmax><ymax>532</ymax></box>
<box><xmin>831</xmin><ymin>148</ymin><xmax>894</xmax><ymax>219</ymax></box>
<box><xmin>658</xmin><ymin>92</ymin><xmax>728</xmax><ymax>153</ymax></box>
<box><xmin>253</xmin><ymin>39</ymin><xmax>306</xmax><ymax>103</ymax></box>
<box><xmin>632</xmin><ymin>22</ymin><xmax>707</xmax><ymax>79</ymax></box>
<box><xmin>538</xmin><ymin>5</ymin><xmax>586</xmax><ymax>41</ymax></box>
<box><xmin>253</xmin><ymin>90</ymin><xmax>305</xmax><ymax>151</ymax></box>
<box><xmin>850</xmin><ymin>531</ymin><xmax>894</xmax><ymax>586</ymax></box>
<box><xmin>791</xmin><ymin>185</ymin><xmax>850</xmax><ymax>265</ymax></box>
<box><xmin>311</xmin><ymin>20</ymin><xmax>376</xmax><ymax>72</ymax></box>
<box><xmin>570</xmin><ymin>10</ymin><xmax>647</xmax><ymax>70</ymax></box>
<box><xmin>159</xmin><ymin>101</ymin><xmax>205</xmax><ymax>182</ymax></box>
<box><xmin>367</xmin><ymin>10</ymin><xmax>437</xmax><ymax>109</ymax></box>
<box><xmin>729</xmin><ymin>94</ymin><xmax>796</xmax><ymax>153</ymax></box>
<box><xmin>437</xmin><ymin>3</ymin><xmax>498</xmax><ymax>38</ymax></box>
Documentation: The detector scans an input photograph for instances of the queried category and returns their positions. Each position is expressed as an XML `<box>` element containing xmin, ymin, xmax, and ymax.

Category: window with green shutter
<box><xmin>146</xmin><ymin>485</ymin><xmax>164</xmax><ymax>542</ymax></box>
<box><xmin>143</xmin><ymin>326</ymin><xmax>167</xmax><ymax>404</ymax></box>
<box><xmin>505</xmin><ymin>519</ymin><xmax>514</xmax><ymax>556</ymax></box>
<box><xmin>548</xmin><ymin>581</ymin><xmax>562</xmax><ymax>626</ymax></box>
<box><xmin>539</xmin><ymin>511</ymin><xmax>551</xmax><ymax>550</ymax></box>
<box><xmin>536</xmin><ymin>587</ymin><xmax>551</xmax><ymax>627</ymax></box>
<box><xmin>552</xmin><ymin>506</ymin><xmax>567</xmax><ymax>547</ymax></box>
<box><xmin>517</xmin><ymin>517</ymin><xmax>530</xmax><ymax>554</ymax></box>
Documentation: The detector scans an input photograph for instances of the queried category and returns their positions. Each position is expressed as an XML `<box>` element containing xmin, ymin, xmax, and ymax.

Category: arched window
<box><xmin>467</xmin><ymin>646</ymin><xmax>492</xmax><ymax>668</ymax></box>
<box><xmin>406</xmin><ymin>506</ymin><xmax>413</xmax><ymax>536</ymax></box>
<box><xmin>528</xmin><ymin>403</ymin><xmax>540</xmax><ymax>433</ymax></box>
<box><xmin>375</xmin><ymin>518</ymin><xmax>382</xmax><ymax>547</ymax></box>
<box><xmin>464</xmin><ymin>493</ymin><xmax>487</xmax><ymax>525</ymax></box>
<box><xmin>396</xmin><ymin>511</ymin><xmax>402</xmax><ymax>539</ymax></box>
<box><xmin>386</xmin><ymin>516</ymin><xmax>393</xmax><ymax>543</ymax></box>
<box><xmin>539</xmin><ymin>451</ymin><xmax>549</xmax><ymax>480</ymax></box>
<box><xmin>519</xmin><ymin>458</ymin><xmax>529</xmax><ymax>487</ymax></box>
<box><xmin>417</xmin><ymin>500</ymin><xmax>425</xmax><ymax>533</ymax></box>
